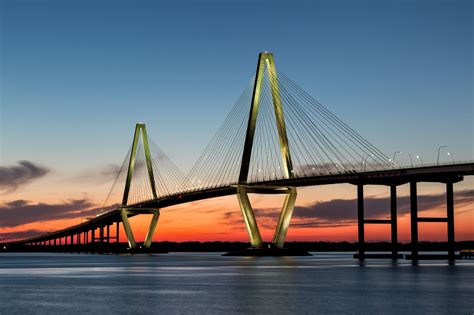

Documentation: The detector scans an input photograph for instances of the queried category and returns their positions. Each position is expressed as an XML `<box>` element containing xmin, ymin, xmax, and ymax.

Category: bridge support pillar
<box><xmin>237</xmin><ymin>186</ymin><xmax>263</xmax><ymax>248</ymax></box>
<box><xmin>120</xmin><ymin>210</ymin><xmax>137</xmax><ymax>249</ymax></box>
<box><xmin>390</xmin><ymin>185</ymin><xmax>398</xmax><ymax>259</ymax></box>
<box><xmin>357</xmin><ymin>184</ymin><xmax>365</xmax><ymax>260</ymax></box>
<box><xmin>116</xmin><ymin>221</ymin><xmax>120</xmax><ymax>243</ymax></box>
<box><xmin>100</xmin><ymin>226</ymin><xmax>104</xmax><ymax>244</ymax></box>
<box><xmin>99</xmin><ymin>226</ymin><xmax>104</xmax><ymax>253</ymax></box>
<box><xmin>144</xmin><ymin>210</ymin><xmax>160</xmax><ymax>248</ymax></box>
<box><xmin>273</xmin><ymin>187</ymin><xmax>297</xmax><ymax>248</ymax></box>
<box><xmin>410</xmin><ymin>181</ymin><xmax>418</xmax><ymax>261</ymax></box>
<box><xmin>446</xmin><ymin>182</ymin><xmax>455</xmax><ymax>262</ymax></box>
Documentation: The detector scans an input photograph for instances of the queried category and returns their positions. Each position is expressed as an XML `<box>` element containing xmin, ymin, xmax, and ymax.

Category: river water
<box><xmin>0</xmin><ymin>252</ymin><xmax>473</xmax><ymax>314</ymax></box>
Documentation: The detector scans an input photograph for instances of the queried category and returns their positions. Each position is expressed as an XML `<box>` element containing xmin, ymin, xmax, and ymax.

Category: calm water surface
<box><xmin>0</xmin><ymin>252</ymin><xmax>473</xmax><ymax>314</ymax></box>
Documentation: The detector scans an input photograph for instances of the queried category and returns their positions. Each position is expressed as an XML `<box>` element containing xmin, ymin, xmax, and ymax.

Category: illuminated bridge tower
<box><xmin>120</xmin><ymin>123</ymin><xmax>161</xmax><ymax>249</ymax></box>
<box><xmin>237</xmin><ymin>52</ymin><xmax>297</xmax><ymax>249</ymax></box>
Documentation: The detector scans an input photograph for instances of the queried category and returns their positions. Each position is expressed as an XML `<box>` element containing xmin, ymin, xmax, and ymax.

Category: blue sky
<box><xmin>1</xmin><ymin>0</ymin><xmax>472</xmax><ymax>173</ymax></box>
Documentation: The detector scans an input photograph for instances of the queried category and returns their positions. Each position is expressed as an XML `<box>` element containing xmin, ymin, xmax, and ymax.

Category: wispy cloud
<box><xmin>66</xmin><ymin>164</ymin><xmax>121</xmax><ymax>184</ymax></box>
<box><xmin>0</xmin><ymin>199</ymin><xmax>97</xmax><ymax>228</ymax></box>
<box><xmin>221</xmin><ymin>190</ymin><xmax>474</xmax><ymax>229</ymax></box>
<box><xmin>0</xmin><ymin>161</ymin><xmax>49</xmax><ymax>192</ymax></box>
<box><xmin>0</xmin><ymin>229</ymin><xmax>46</xmax><ymax>242</ymax></box>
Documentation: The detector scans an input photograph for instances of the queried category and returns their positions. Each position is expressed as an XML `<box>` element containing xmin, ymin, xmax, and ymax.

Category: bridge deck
<box><xmin>2</xmin><ymin>162</ymin><xmax>473</xmax><ymax>247</ymax></box>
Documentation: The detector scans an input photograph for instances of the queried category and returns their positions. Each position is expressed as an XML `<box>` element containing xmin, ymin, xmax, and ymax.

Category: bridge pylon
<box><xmin>120</xmin><ymin>123</ymin><xmax>160</xmax><ymax>249</ymax></box>
<box><xmin>238</xmin><ymin>52</ymin><xmax>297</xmax><ymax>249</ymax></box>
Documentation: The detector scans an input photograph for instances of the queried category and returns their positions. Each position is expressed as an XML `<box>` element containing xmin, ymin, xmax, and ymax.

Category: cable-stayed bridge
<box><xmin>3</xmin><ymin>52</ymin><xmax>473</xmax><ymax>260</ymax></box>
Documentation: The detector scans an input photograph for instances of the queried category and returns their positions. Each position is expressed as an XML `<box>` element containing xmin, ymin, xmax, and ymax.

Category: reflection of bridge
<box><xmin>2</xmin><ymin>52</ymin><xmax>473</xmax><ymax>260</ymax></box>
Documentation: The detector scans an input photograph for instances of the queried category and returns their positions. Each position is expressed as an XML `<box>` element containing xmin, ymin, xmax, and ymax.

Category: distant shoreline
<box><xmin>2</xmin><ymin>240</ymin><xmax>473</xmax><ymax>253</ymax></box>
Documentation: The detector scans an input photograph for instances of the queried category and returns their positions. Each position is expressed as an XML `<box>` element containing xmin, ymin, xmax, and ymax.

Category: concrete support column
<box><xmin>446</xmin><ymin>182</ymin><xmax>455</xmax><ymax>261</ymax></box>
<box><xmin>116</xmin><ymin>222</ymin><xmax>120</xmax><ymax>243</ymax></box>
<box><xmin>410</xmin><ymin>181</ymin><xmax>418</xmax><ymax>261</ymax></box>
<box><xmin>357</xmin><ymin>184</ymin><xmax>365</xmax><ymax>260</ymax></box>
<box><xmin>99</xmin><ymin>226</ymin><xmax>104</xmax><ymax>253</ymax></box>
<box><xmin>390</xmin><ymin>185</ymin><xmax>398</xmax><ymax>259</ymax></box>
<box><xmin>106</xmin><ymin>225</ymin><xmax>110</xmax><ymax>243</ymax></box>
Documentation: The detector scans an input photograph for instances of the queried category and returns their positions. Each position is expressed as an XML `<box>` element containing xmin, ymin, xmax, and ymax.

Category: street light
<box><xmin>409</xmin><ymin>154</ymin><xmax>413</xmax><ymax>167</ymax></box>
<box><xmin>437</xmin><ymin>145</ymin><xmax>447</xmax><ymax>165</ymax></box>
<box><xmin>416</xmin><ymin>155</ymin><xmax>423</xmax><ymax>167</ymax></box>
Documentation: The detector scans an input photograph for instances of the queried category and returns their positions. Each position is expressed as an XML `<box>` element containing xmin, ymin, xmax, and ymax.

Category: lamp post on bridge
<box><xmin>437</xmin><ymin>145</ymin><xmax>447</xmax><ymax>165</ymax></box>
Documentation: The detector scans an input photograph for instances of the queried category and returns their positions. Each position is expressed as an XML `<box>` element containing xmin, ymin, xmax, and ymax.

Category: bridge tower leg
<box><xmin>121</xmin><ymin>210</ymin><xmax>137</xmax><ymax>249</ymax></box>
<box><xmin>237</xmin><ymin>52</ymin><xmax>297</xmax><ymax>249</ymax></box>
<box><xmin>273</xmin><ymin>187</ymin><xmax>297</xmax><ymax>248</ymax></box>
<box><xmin>121</xmin><ymin>124</ymin><xmax>160</xmax><ymax>250</ymax></box>
<box><xmin>237</xmin><ymin>186</ymin><xmax>263</xmax><ymax>248</ymax></box>
<box><xmin>144</xmin><ymin>210</ymin><xmax>160</xmax><ymax>248</ymax></box>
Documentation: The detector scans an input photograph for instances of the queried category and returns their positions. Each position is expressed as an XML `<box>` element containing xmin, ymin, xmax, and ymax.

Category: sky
<box><xmin>0</xmin><ymin>0</ymin><xmax>472</xmax><ymax>243</ymax></box>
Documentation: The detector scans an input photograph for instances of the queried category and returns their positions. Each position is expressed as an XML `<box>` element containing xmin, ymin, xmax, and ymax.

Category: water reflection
<box><xmin>0</xmin><ymin>252</ymin><xmax>473</xmax><ymax>314</ymax></box>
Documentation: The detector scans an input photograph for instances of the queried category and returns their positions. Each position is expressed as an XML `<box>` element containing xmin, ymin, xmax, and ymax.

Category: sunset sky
<box><xmin>0</xmin><ymin>0</ymin><xmax>472</xmax><ymax>243</ymax></box>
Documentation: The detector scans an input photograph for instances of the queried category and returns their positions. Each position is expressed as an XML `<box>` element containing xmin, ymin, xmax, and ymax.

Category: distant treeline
<box><xmin>151</xmin><ymin>241</ymin><xmax>474</xmax><ymax>252</ymax></box>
